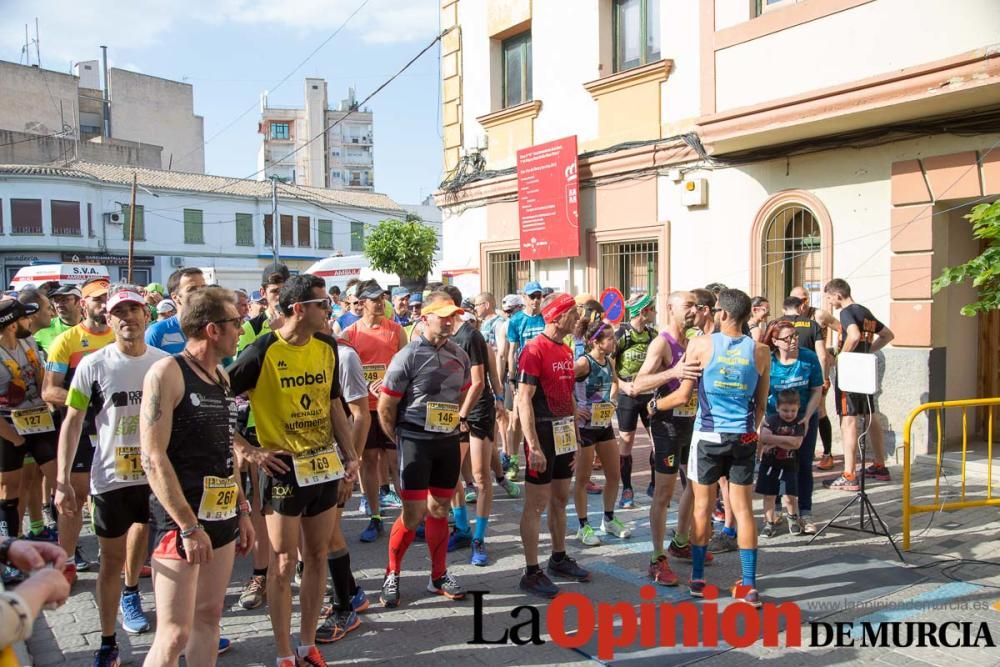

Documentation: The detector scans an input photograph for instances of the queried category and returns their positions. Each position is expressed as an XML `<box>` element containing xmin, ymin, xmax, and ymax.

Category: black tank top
<box><xmin>789</xmin><ymin>316</ymin><xmax>823</xmax><ymax>352</ymax></box>
<box><xmin>167</xmin><ymin>355</ymin><xmax>237</xmax><ymax>508</ymax></box>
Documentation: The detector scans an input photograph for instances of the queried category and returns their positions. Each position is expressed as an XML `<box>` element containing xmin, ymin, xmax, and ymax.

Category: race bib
<box><xmin>425</xmin><ymin>401</ymin><xmax>460</xmax><ymax>433</ymax></box>
<box><xmin>114</xmin><ymin>446</ymin><xmax>145</xmax><ymax>482</ymax></box>
<box><xmin>674</xmin><ymin>394</ymin><xmax>698</xmax><ymax>418</ymax></box>
<box><xmin>293</xmin><ymin>446</ymin><xmax>345</xmax><ymax>487</ymax></box>
<box><xmin>553</xmin><ymin>417</ymin><xmax>577</xmax><ymax>455</ymax></box>
<box><xmin>197</xmin><ymin>476</ymin><xmax>239</xmax><ymax>521</ymax></box>
<box><xmin>362</xmin><ymin>364</ymin><xmax>386</xmax><ymax>384</ymax></box>
<box><xmin>590</xmin><ymin>402</ymin><xmax>614</xmax><ymax>428</ymax></box>
<box><xmin>11</xmin><ymin>406</ymin><xmax>55</xmax><ymax>435</ymax></box>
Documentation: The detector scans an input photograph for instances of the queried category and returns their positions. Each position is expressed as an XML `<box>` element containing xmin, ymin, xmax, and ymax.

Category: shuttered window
<box><xmin>11</xmin><ymin>199</ymin><xmax>42</xmax><ymax>235</ymax></box>
<box><xmin>236</xmin><ymin>213</ymin><xmax>254</xmax><ymax>246</ymax></box>
<box><xmin>122</xmin><ymin>204</ymin><xmax>145</xmax><ymax>241</ymax></box>
<box><xmin>183</xmin><ymin>209</ymin><xmax>204</xmax><ymax>244</ymax></box>
<box><xmin>317</xmin><ymin>219</ymin><xmax>333</xmax><ymax>249</ymax></box>
<box><xmin>51</xmin><ymin>200</ymin><xmax>81</xmax><ymax>236</ymax></box>
<box><xmin>297</xmin><ymin>216</ymin><xmax>311</xmax><ymax>247</ymax></box>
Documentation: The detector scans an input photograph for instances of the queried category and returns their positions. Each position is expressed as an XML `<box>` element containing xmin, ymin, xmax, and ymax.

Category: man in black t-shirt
<box><xmin>822</xmin><ymin>279</ymin><xmax>895</xmax><ymax>492</ymax></box>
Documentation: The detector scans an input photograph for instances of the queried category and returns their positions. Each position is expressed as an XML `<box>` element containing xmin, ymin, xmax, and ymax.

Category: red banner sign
<box><xmin>517</xmin><ymin>136</ymin><xmax>579</xmax><ymax>261</ymax></box>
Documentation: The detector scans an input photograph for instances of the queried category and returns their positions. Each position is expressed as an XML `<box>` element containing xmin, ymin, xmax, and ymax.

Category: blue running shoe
<box><xmin>360</xmin><ymin>518</ymin><xmax>383</xmax><ymax>543</ymax></box>
<box><xmin>26</xmin><ymin>526</ymin><xmax>58</xmax><ymax>543</ymax></box>
<box><xmin>380</xmin><ymin>489</ymin><xmax>403</xmax><ymax>510</ymax></box>
<box><xmin>120</xmin><ymin>590</ymin><xmax>151</xmax><ymax>634</ymax></box>
<box><xmin>217</xmin><ymin>637</ymin><xmax>232</xmax><ymax>655</ymax></box>
<box><xmin>471</xmin><ymin>539</ymin><xmax>488</xmax><ymax>566</ymax></box>
<box><xmin>447</xmin><ymin>528</ymin><xmax>472</xmax><ymax>552</ymax></box>
<box><xmin>414</xmin><ymin>521</ymin><xmax>425</xmax><ymax>541</ymax></box>
<box><xmin>500</xmin><ymin>452</ymin><xmax>511</xmax><ymax>472</ymax></box>
<box><xmin>92</xmin><ymin>644</ymin><xmax>119</xmax><ymax>667</ymax></box>
<box><xmin>351</xmin><ymin>586</ymin><xmax>369</xmax><ymax>613</ymax></box>
<box><xmin>358</xmin><ymin>497</ymin><xmax>370</xmax><ymax>516</ymax></box>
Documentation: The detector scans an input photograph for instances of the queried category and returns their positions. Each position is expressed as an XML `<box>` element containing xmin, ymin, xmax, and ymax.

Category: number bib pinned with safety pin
<box><xmin>293</xmin><ymin>446</ymin><xmax>345</xmax><ymax>487</ymax></box>
<box><xmin>425</xmin><ymin>402</ymin><xmax>460</xmax><ymax>433</ymax></box>
<box><xmin>553</xmin><ymin>417</ymin><xmax>577</xmax><ymax>455</ymax></box>
<box><xmin>114</xmin><ymin>446</ymin><xmax>145</xmax><ymax>482</ymax></box>
<box><xmin>197</xmin><ymin>476</ymin><xmax>239</xmax><ymax>521</ymax></box>
<box><xmin>589</xmin><ymin>402</ymin><xmax>614</xmax><ymax>428</ymax></box>
<box><xmin>674</xmin><ymin>394</ymin><xmax>698</xmax><ymax>418</ymax></box>
<box><xmin>11</xmin><ymin>406</ymin><xmax>55</xmax><ymax>435</ymax></box>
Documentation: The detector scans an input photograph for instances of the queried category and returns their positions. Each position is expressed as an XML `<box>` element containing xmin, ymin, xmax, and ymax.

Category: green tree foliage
<box><xmin>363</xmin><ymin>215</ymin><xmax>439</xmax><ymax>279</ymax></box>
<box><xmin>932</xmin><ymin>200</ymin><xmax>1000</xmax><ymax>316</ymax></box>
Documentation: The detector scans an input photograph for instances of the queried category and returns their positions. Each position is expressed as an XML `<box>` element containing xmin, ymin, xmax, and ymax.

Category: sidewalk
<box><xmin>25</xmin><ymin>430</ymin><xmax>1000</xmax><ymax>665</ymax></box>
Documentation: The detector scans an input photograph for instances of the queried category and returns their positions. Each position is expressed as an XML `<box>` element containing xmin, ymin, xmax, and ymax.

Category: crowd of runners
<box><xmin>0</xmin><ymin>264</ymin><xmax>894</xmax><ymax>666</ymax></box>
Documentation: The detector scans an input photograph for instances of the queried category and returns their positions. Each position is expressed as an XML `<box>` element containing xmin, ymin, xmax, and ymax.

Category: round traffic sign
<box><xmin>600</xmin><ymin>287</ymin><xmax>625</xmax><ymax>324</ymax></box>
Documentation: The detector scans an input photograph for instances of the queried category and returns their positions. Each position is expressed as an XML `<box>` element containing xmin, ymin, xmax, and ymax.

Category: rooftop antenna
<box><xmin>34</xmin><ymin>18</ymin><xmax>41</xmax><ymax>67</ymax></box>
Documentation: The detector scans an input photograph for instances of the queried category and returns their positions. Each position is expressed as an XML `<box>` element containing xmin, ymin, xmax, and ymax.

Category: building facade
<box><xmin>0</xmin><ymin>160</ymin><xmax>404</xmax><ymax>293</ymax></box>
<box><xmin>436</xmin><ymin>0</ymin><xmax>1000</xmax><ymax>453</ymax></box>
<box><xmin>258</xmin><ymin>80</ymin><xmax>375</xmax><ymax>191</ymax></box>
<box><xmin>0</xmin><ymin>59</ymin><xmax>205</xmax><ymax>172</ymax></box>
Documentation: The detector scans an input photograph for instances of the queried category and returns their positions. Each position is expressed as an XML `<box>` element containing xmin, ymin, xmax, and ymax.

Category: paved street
<box><xmin>24</xmin><ymin>430</ymin><xmax>1000</xmax><ymax>666</ymax></box>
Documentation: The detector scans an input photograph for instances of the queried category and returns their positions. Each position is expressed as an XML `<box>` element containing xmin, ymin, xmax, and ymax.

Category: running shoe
<box><xmin>500</xmin><ymin>452</ymin><xmax>511</xmax><ymax>472</ymax></box>
<box><xmin>648</xmin><ymin>555</ymin><xmax>679</xmax><ymax>586</ymax></box>
<box><xmin>427</xmin><ymin>572</ymin><xmax>466</xmax><ymax>600</ymax></box>
<box><xmin>499</xmin><ymin>477</ymin><xmax>522</xmax><ymax>498</ymax></box>
<box><xmin>414</xmin><ymin>521</ymin><xmax>425</xmax><ymax>541</ymax></box>
<box><xmin>465</xmin><ymin>484</ymin><xmax>478</xmax><ymax>504</ymax></box>
<box><xmin>646</xmin><ymin>482</ymin><xmax>655</xmax><ymax>498</ymax></box>
<box><xmin>602</xmin><ymin>517</ymin><xmax>632</xmax><ymax>539</ymax></box>
<box><xmin>712</xmin><ymin>497</ymin><xmax>725</xmax><ymax>523</ymax></box>
<box><xmin>471</xmin><ymin>539</ymin><xmax>489</xmax><ymax>566</ymax></box>
<box><xmin>351</xmin><ymin>587</ymin><xmax>369</xmax><ymax>613</ymax></box>
<box><xmin>799</xmin><ymin>515</ymin><xmax>818</xmax><ymax>535</ymax></box>
<box><xmin>75</xmin><ymin>547</ymin><xmax>91</xmax><ymax>571</ymax></box>
<box><xmin>296</xmin><ymin>645</ymin><xmax>328</xmax><ymax>666</ymax></box>
<box><xmin>360</xmin><ymin>518</ymin><xmax>384</xmax><ymax>543</ymax></box>
<box><xmin>864</xmin><ymin>463</ymin><xmax>891</xmax><ymax>481</ymax></box>
<box><xmin>277</xmin><ymin>659</ymin><xmax>295</xmax><ymax>667</ymax></box>
<box><xmin>576</xmin><ymin>524</ymin><xmax>601</xmax><ymax>546</ymax></box>
<box><xmin>92</xmin><ymin>645</ymin><xmax>120</xmax><ymax>667</ymax></box>
<box><xmin>815</xmin><ymin>454</ymin><xmax>835</xmax><ymax>470</ymax></box>
<box><xmin>689</xmin><ymin>579</ymin><xmax>707</xmax><ymax>598</ymax></box>
<box><xmin>218</xmin><ymin>637</ymin><xmax>232</xmax><ymax>655</ymax></box>
<box><xmin>26</xmin><ymin>526</ymin><xmax>58</xmax><ymax>542</ymax></box>
<box><xmin>519</xmin><ymin>570</ymin><xmax>559</xmax><ymax>598</ymax></box>
<box><xmin>316</xmin><ymin>609</ymin><xmax>360</xmax><ymax>644</ymax></box>
<box><xmin>42</xmin><ymin>503</ymin><xmax>58</xmax><ymax>532</ymax></box>
<box><xmin>358</xmin><ymin>497</ymin><xmax>370</xmax><ymax>516</ymax></box>
<box><xmin>787</xmin><ymin>514</ymin><xmax>802</xmax><ymax>535</ymax></box>
<box><xmin>119</xmin><ymin>589</ymin><xmax>151</xmax><ymax>634</ymax></box>
<box><xmin>547</xmin><ymin>555</ymin><xmax>591</xmax><ymax>582</ymax></box>
<box><xmin>618</xmin><ymin>488</ymin><xmax>635</xmax><ymax>509</ymax></box>
<box><xmin>447</xmin><ymin>528</ymin><xmax>472</xmax><ymax>552</ymax></box>
<box><xmin>381</xmin><ymin>489</ymin><xmax>403</xmax><ymax>509</ymax></box>
<box><xmin>586</xmin><ymin>480</ymin><xmax>603</xmax><ymax>495</ymax></box>
<box><xmin>760</xmin><ymin>520</ymin><xmax>781</xmax><ymax>539</ymax></box>
<box><xmin>730</xmin><ymin>580</ymin><xmax>762</xmax><ymax>608</ymax></box>
<box><xmin>2</xmin><ymin>565</ymin><xmax>25</xmax><ymax>585</ymax></box>
<box><xmin>380</xmin><ymin>572</ymin><xmax>400</xmax><ymax>608</ymax></box>
<box><xmin>708</xmin><ymin>531</ymin><xmax>738</xmax><ymax>553</ymax></box>
<box><xmin>505</xmin><ymin>454</ymin><xmax>520</xmax><ymax>481</ymax></box>
<box><xmin>239</xmin><ymin>574</ymin><xmax>267</xmax><ymax>610</ymax></box>
<box><xmin>824</xmin><ymin>474</ymin><xmax>860</xmax><ymax>492</ymax></box>
<box><xmin>666</xmin><ymin>541</ymin><xmax>715</xmax><ymax>564</ymax></box>
<box><xmin>294</xmin><ymin>560</ymin><xmax>304</xmax><ymax>586</ymax></box>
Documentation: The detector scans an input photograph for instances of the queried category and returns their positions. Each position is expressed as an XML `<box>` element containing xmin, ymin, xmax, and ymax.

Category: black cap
<box><xmin>261</xmin><ymin>262</ymin><xmax>290</xmax><ymax>286</ymax></box>
<box><xmin>356</xmin><ymin>279</ymin><xmax>384</xmax><ymax>300</ymax></box>
<box><xmin>0</xmin><ymin>299</ymin><xmax>38</xmax><ymax>327</ymax></box>
<box><xmin>50</xmin><ymin>284</ymin><xmax>83</xmax><ymax>298</ymax></box>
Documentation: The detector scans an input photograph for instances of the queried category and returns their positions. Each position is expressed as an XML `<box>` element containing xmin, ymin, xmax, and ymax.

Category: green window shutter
<box><xmin>235</xmin><ymin>213</ymin><xmax>254</xmax><ymax>246</ymax></box>
<box><xmin>122</xmin><ymin>204</ymin><xmax>145</xmax><ymax>241</ymax></box>
<box><xmin>318</xmin><ymin>219</ymin><xmax>333</xmax><ymax>249</ymax></box>
<box><xmin>184</xmin><ymin>209</ymin><xmax>204</xmax><ymax>244</ymax></box>
<box><xmin>350</xmin><ymin>221</ymin><xmax>364</xmax><ymax>252</ymax></box>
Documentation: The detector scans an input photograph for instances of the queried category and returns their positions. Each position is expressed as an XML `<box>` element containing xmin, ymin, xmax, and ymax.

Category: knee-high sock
<box><xmin>620</xmin><ymin>455</ymin><xmax>633</xmax><ymax>491</ymax></box>
<box><xmin>387</xmin><ymin>516</ymin><xmax>416</xmax><ymax>574</ymax></box>
<box><xmin>819</xmin><ymin>416</ymin><xmax>833</xmax><ymax>456</ymax></box>
<box><xmin>0</xmin><ymin>498</ymin><xmax>19</xmax><ymax>538</ymax></box>
<box><xmin>328</xmin><ymin>549</ymin><xmax>353</xmax><ymax>611</ymax></box>
<box><xmin>425</xmin><ymin>515</ymin><xmax>449</xmax><ymax>581</ymax></box>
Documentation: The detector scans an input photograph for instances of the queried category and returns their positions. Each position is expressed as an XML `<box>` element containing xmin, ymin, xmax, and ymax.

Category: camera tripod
<box><xmin>809</xmin><ymin>413</ymin><xmax>904</xmax><ymax>562</ymax></box>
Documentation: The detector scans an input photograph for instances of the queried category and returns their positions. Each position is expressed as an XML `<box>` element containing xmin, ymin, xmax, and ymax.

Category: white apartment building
<box><xmin>0</xmin><ymin>160</ymin><xmax>404</xmax><ymax>292</ymax></box>
<box><xmin>258</xmin><ymin>80</ymin><xmax>375</xmax><ymax>191</ymax></box>
<box><xmin>437</xmin><ymin>0</ymin><xmax>1000</xmax><ymax>453</ymax></box>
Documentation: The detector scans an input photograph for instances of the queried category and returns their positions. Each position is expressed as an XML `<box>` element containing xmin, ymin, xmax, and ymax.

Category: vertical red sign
<box><xmin>517</xmin><ymin>136</ymin><xmax>579</xmax><ymax>261</ymax></box>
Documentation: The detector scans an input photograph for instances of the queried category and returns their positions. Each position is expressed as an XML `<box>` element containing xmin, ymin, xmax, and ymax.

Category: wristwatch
<box><xmin>180</xmin><ymin>523</ymin><xmax>204</xmax><ymax>539</ymax></box>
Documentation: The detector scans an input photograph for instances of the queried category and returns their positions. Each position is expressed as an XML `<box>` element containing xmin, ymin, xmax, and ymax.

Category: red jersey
<box><xmin>342</xmin><ymin>318</ymin><xmax>403</xmax><ymax>410</ymax></box>
<box><xmin>517</xmin><ymin>333</ymin><xmax>575</xmax><ymax>420</ymax></box>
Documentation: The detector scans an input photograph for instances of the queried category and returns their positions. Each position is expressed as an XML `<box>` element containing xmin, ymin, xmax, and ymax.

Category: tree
<box><xmin>363</xmin><ymin>215</ymin><xmax>439</xmax><ymax>289</ymax></box>
<box><xmin>932</xmin><ymin>200</ymin><xmax>1000</xmax><ymax>316</ymax></box>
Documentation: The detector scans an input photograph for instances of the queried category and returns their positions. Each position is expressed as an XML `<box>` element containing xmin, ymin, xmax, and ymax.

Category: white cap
<box><xmin>501</xmin><ymin>294</ymin><xmax>524</xmax><ymax>310</ymax></box>
<box><xmin>107</xmin><ymin>287</ymin><xmax>145</xmax><ymax>314</ymax></box>
<box><xmin>157</xmin><ymin>299</ymin><xmax>177</xmax><ymax>314</ymax></box>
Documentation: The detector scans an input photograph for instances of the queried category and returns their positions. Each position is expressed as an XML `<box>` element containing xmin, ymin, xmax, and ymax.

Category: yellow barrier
<box><xmin>902</xmin><ymin>397</ymin><xmax>1000</xmax><ymax>550</ymax></box>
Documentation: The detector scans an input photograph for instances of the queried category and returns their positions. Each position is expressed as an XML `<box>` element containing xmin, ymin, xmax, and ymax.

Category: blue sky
<box><xmin>1</xmin><ymin>0</ymin><xmax>443</xmax><ymax>205</ymax></box>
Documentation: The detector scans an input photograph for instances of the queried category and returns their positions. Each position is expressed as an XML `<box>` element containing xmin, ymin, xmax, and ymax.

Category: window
<box><xmin>488</xmin><ymin>250</ymin><xmax>530</xmax><ymax>299</ymax></box>
<box><xmin>349</xmin><ymin>171</ymin><xmax>363</xmax><ymax>187</ymax></box>
<box><xmin>350</xmin><ymin>221</ymin><xmax>365</xmax><ymax>252</ymax></box>
<box><xmin>755</xmin><ymin>0</ymin><xmax>797</xmax><ymax>17</ymax></box>
<box><xmin>183</xmin><ymin>209</ymin><xmax>204</xmax><ymax>244</ymax></box>
<box><xmin>51</xmin><ymin>201</ymin><xmax>81</xmax><ymax>236</ymax></box>
<box><xmin>280</xmin><ymin>214</ymin><xmax>294</xmax><ymax>247</ymax></box>
<box><xmin>235</xmin><ymin>213</ymin><xmax>254</xmax><ymax>247</ymax></box>
<box><xmin>761</xmin><ymin>205</ymin><xmax>822</xmax><ymax>309</ymax></box>
<box><xmin>317</xmin><ymin>219</ymin><xmax>333</xmax><ymax>249</ymax></box>
<box><xmin>297</xmin><ymin>216</ymin><xmax>311</xmax><ymax>247</ymax></box>
<box><xmin>0</xmin><ymin>199</ymin><xmax>3</xmax><ymax>233</ymax></box>
<box><xmin>264</xmin><ymin>214</ymin><xmax>274</xmax><ymax>247</ymax></box>
<box><xmin>600</xmin><ymin>240</ymin><xmax>658</xmax><ymax>300</ymax></box>
<box><xmin>614</xmin><ymin>0</ymin><xmax>660</xmax><ymax>72</ymax></box>
<box><xmin>270</xmin><ymin>122</ymin><xmax>290</xmax><ymax>140</ymax></box>
<box><xmin>502</xmin><ymin>32</ymin><xmax>532</xmax><ymax>108</ymax></box>
<box><xmin>87</xmin><ymin>203</ymin><xmax>94</xmax><ymax>238</ymax></box>
<box><xmin>11</xmin><ymin>199</ymin><xmax>42</xmax><ymax>235</ymax></box>
<box><xmin>122</xmin><ymin>204</ymin><xmax>145</xmax><ymax>241</ymax></box>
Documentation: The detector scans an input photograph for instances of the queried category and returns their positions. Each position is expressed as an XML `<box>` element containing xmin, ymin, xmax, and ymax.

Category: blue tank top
<box><xmin>575</xmin><ymin>354</ymin><xmax>613</xmax><ymax>406</ymax></box>
<box><xmin>696</xmin><ymin>332</ymin><xmax>759</xmax><ymax>434</ymax></box>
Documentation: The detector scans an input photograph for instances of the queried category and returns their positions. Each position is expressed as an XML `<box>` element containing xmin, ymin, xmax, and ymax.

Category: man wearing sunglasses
<box><xmin>228</xmin><ymin>274</ymin><xmax>358</xmax><ymax>667</ymax></box>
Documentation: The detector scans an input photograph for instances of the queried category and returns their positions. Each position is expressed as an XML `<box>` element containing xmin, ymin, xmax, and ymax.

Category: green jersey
<box><xmin>614</xmin><ymin>322</ymin><xmax>656</xmax><ymax>380</ymax></box>
<box><xmin>34</xmin><ymin>317</ymin><xmax>74</xmax><ymax>353</ymax></box>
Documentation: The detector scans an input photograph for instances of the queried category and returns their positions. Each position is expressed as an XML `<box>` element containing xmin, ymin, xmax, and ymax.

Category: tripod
<box><xmin>809</xmin><ymin>411</ymin><xmax>904</xmax><ymax>561</ymax></box>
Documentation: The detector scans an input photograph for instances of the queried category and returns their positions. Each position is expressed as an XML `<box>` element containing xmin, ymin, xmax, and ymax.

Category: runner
<box><xmin>34</xmin><ymin>285</ymin><xmax>82</xmax><ymax>353</ymax></box>
<box><xmin>822</xmin><ymin>279</ymin><xmax>895</xmax><ymax>492</ymax></box>
<box><xmin>632</xmin><ymin>291</ymin><xmax>704</xmax><ymax>585</ymax></box>
<box><xmin>572</xmin><ymin>320</ymin><xmax>630</xmax><ymax>548</ymax></box>
<box><xmin>227</xmin><ymin>274</ymin><xmax>358</xmax><ymax>667</ymax></box>
<box><xmin>331</xmin><ymin>281</ymin><xmax>362</xmax><ymax>336</ymax></box>
<box><xmin>494</xmin><ymin>294</ymin><xmax>523</xmax><ymax>473</ymax></box>
<box><xmin>747</xmin><ymin>297</ymin><xmax>770</xmax><ymax>342</ymax></box>
<box><xmin>517</xmin><ymin>293</ymin><xmax>591</xmax><ymax>598</ymax></box>
<box><xmin>504</xmin><ymin>282</ymin><xmax>546</xmax><ymax>482</ymax></box>
<box><xmin>390</xmin><ymin>288</ymin><xmax>411</xmax><ymax>327</ymax></box>
<box><xmin>239</xmin><ymin>264</ymin><xmax>288</xmax><ymax>353</ymax></box>
<box><xmin>614</xmin><ymin>293</ymin><xmax>657</xmax><ymax>509</ymax></box>
<box><xmin>652</xmin><ymin>289</ymin><xmax>770</xmax><ymax>606</ymax></box>
<box><xmin>145</xmin><ymin>267</ymin><xmax>207</xmax><ymax>355</ymax></box>
<box><xmin>377</xmin><ymin>291</ymin><xmax>471</xmax><ymax>606</ymax></box>
<box><xmin>140</xmin><ymin>286</ymin><xmax>254</xmax><ymax>667</ymax></box>
<box><xmin>42</xmin><ymin>278</ymin><xmax>116</xmax><ymax>582</ymax></box>
<box><xmin>53</xmin><ymin>284</ymin><xmax>167</xmax><ymax>665</ymax></box>
<box><xmin>341</xmin><ymin>280</ymin><xmax>407</xmax><ymax>543</ymax></box>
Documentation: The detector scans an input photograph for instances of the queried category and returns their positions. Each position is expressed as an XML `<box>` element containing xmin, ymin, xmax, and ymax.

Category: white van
<box><xmin>9</xmin><ymin>263</ymin><xmax>111</xmax><ymax>291</ymax></box>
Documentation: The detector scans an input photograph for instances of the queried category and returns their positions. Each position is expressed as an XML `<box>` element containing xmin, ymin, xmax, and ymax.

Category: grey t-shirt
<box><xmin>337</xmin><ymin>344</ymin><xmax>368</xmax><ymax>404</ymax></box>
<box><xmin>382</xmin><ymin>336</ymin><xmax>471</xmax><ymax>439</ymax></box>
<box><xmin>0</xmin><ymin>338</ymin><xmax>46</xmax><ymax>413</ymax></box>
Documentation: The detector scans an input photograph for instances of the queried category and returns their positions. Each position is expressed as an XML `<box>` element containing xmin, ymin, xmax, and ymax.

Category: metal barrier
<box><xmin>902</xmin><ymin>397</ymin><xmax>1000</xmax><ymax>550</ymax></box>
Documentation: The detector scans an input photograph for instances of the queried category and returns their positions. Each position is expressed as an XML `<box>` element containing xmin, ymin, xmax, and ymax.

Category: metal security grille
<box><xmin>488</xmin><ymin>250</ymin><xmax>530</xmax><ymax>298</ymax></box>
<box><xmin>761</xmin><ymin>205</ymin><xmax>821</xmax><ymax>307</ymax></box>
<box><xmin>599</xmin><ymin>240</ymin><xmax>658</xmax><ymax>298</ymax></box>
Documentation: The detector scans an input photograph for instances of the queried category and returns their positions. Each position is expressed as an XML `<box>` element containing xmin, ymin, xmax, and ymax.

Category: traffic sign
<box><xmin>600</xmin><ymin>287</ymin><xmax>625</xmax><ymax>324</ymax></box>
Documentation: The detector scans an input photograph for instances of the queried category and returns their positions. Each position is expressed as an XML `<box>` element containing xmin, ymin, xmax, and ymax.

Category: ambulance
<box><xmin>8</xmin><ymin>263</ymin><xmax>111</xmax><ymax>291</ymax></box>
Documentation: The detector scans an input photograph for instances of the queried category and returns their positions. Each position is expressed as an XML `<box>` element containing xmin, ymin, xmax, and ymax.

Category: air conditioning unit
<box><xmin>170</xmin><ymin>256</ymin><xmax>184</xmax><ymax>268</ymax></box>
<box><xmin>105</xmin><ymin>211</ymin><xmax>123</xmax><ymax>225</ymax></box>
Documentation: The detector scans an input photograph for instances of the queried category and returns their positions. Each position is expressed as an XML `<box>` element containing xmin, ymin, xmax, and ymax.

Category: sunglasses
<box><xmin>774</xmin><ymin>334</ymin><xmax>798</xmax><ymax>343</ymax></box>
<box><xmin>527</xmin><ymin>293</ymin><xmax>543</xmax><ymax>300</ymax></box>
<box><xmin>297</xmin><ymin>298</ymin><xmax>332</xmax><ymax>309</ymax></box>
<box><xmin>210</xmin><ymin>316</ymin><xmax>242</xmax><ymax>328</ymax></box>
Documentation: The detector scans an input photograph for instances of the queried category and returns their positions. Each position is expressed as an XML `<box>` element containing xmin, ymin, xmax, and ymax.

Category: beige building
<box><xmin>436</xmin><ymin>0</ymin><xmax>1000</xmax><ymax>453</ymax></box>
<box><xmin>258</xmin><ymin>79</ymin><xmax>375</xmax><ymax>191</ymax></box>
<box><xmin>0</xmin><ymin>59</ymin><xmax>204</xmax><ymax>173</ymax></box>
